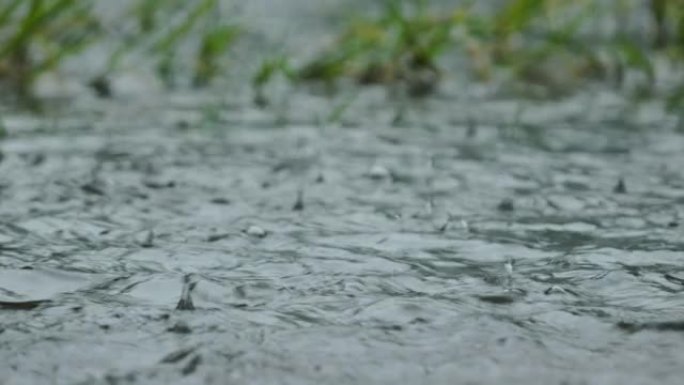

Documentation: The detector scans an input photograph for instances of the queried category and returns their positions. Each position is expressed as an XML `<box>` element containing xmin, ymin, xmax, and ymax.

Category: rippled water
<box><xmin>1</xmin><ymin>89</ymin><xmax>683</xmax><ymax>385</ymax></box>
<box><xmin>2</xmin><ymin>1</ymin><xmax>684</xmax><ymax>384</ymax></box>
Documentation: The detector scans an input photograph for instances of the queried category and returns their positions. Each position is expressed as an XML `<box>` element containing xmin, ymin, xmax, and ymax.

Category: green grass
<box><xmin>0</xmin><ymin>0</ymin><xmax>99</xmax><ymax>100</ymax></box>
<box><xmin>294</xmin><ymin>0</ymin><xmax>455</xmax><ymax>96</ymax></box>
<box><xmin>286</xmin><ymin>0</ymin><xmax>684</xmax><ymax>107</ymax></box>
<box><xmin>0</xmin><ymin>0</ymin><xmax>240</xmax><ymax>102</ymax></box>
<box><xmin>102</xmin><ymin>0</ymin><xmax>240</xmax><ymax>89</ymax></box>
<box><xmin>251</xmin><ymin>56</ymin><xmax>294</xmax><ymax>106</ymax></box>
<box><xmin>0</xmin><ymin>0</ymin><xmax>682</xmax><ymax>111</ymax></box>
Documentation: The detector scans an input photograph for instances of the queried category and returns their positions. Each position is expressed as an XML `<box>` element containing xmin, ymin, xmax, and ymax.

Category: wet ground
<box><xmin>2</xmin><ymin>1</ymin><xmax>684</xmax><ymax>384</ymax></box>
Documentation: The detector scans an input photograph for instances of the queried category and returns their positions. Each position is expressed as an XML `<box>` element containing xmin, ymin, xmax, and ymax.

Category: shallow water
<box><xmin>1</xmin><ymin>88</ymin><xmax>683</xmax><ymax>385</ymax></box>
<box><xmin>2</xmin><ymin>1</ymin><xmax>684</xmax><ymax>384</ymax></box>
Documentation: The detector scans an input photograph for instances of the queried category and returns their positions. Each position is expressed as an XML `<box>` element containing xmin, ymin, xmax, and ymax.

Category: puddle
<box><xmin>1</xmin><ymin>1</ymin><xmax>684</xmax><ymax>384</ymax></box>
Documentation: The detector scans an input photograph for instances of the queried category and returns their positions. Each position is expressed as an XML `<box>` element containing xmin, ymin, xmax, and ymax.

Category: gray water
<box><xmin>1</xmin><ymin>1</ymin><xmax>684</xmax><ymax>384</ymax></box>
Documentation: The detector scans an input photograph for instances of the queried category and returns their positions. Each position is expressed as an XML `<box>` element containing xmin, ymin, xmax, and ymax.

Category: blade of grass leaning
<box><xmin>495</xmin><ymin>0</ymin><xmax>546</xmax><ymax>39</ymax></box>
<box><xmin>0</xmin><ymin>0</ymin><xmax>23</xmax><ymax>30</ymax></box>
<box><xmin>193</xmin><ymin>24</ymin><xmax>240</xmax><ymax>86</ymax></box>
<box><xmin>615</xmin><ymin>38</ymin><xmax>656</xmax><ymax>85</ymax></box>
<box><xmin>152</xmin><ymin>0</ymin><xmax>218</xmax><ymax>83</ymax></box>
<box><xmin>1</xmin><ymin>0</ymin><xmax>79</xmax><ymax>58</ymax></box>
<box><xmin>155</xmin><ymin>0</ymin><xmax>217</xmax><ymax>54</ymax></box>
<box><xmin>252</xmin><ymin>56</ymin><xmax>293</xmax><ymax>88</ymax></box>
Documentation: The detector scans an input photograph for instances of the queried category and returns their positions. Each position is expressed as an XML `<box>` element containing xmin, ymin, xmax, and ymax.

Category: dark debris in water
<box><xmin>616</xmin><ymin>320</ymin><xmax>684</xmax><ymax>333</ymax></box>
<box><xmin>206</xmin><ymin>233</ymin><xmax>231</xmax><ymax>242</ymax></box>
<box><xmin>210</xmin><ymin>197</ymin><xmax>231</xmax><ymax>205</ymax></box>
<box><xmin>175</xmin><ymin>297</ymin><xmax>195</xmax><ymax>311</ymax></box>
<box><xmin>437</xmin><ymin>218</ymin><xmax>450</xmax><ymax>233</ymax></box>
<box><xmin>143</xmin><ymin>180</ymin><xmax>176</xmax><ymax>189</ymax></box>
<box><xmin>0</xmin><ymin>299</ymin><xmax>50</xmax><ymax>310</ymax></box>
<box><xmin>664</xmin><ymin>274</ymin><xmax>684</xmax><ymax>286</ymax></box>
<box><xmin>477</xmin><ymin>294</ymin><xmax>517</xmax><ymax>305</ymax></box>
<box><xmin>292</xmin><ymin>189</ymin><xmax>304</xmax><ymax>211</ymax></box>
<box><xmin>176</xmin><ymin>275</ymin><xmax>198</xmax><ymax>311</ymax></box>
<box><xmin>140</xmin><ymin>231</ymin><xmax>155</xmax><ymax>248</ymax></box>
<box><xmin>81</xmin><ymin>181</ymin><xmax>106</xmax><ymax>196</ymax></box>
<box><xmin>161</xmin><ymin>347</ymin><xmax>196</xmax><ymax>364</ymax></box>
<box><xmin>613</xmin><ymin>178</ymin><xmax>627</xmax><ymax>194</ymax></box>
<box><xmin>181</xmin><ymin>355</ymin><xmax>202</xmax><ymax>376</ymax></box>
<box><xmin>89</xmin><ymin>75</ymin><xmax>112</xmax><ymax>98</ymax></box>
<box><xmin>497</xmin><ymin>198</ymin><xmax>515</xmax><ymax>212</ymax></box>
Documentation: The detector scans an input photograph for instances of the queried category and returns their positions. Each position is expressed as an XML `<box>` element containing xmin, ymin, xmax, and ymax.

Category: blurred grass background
<box><xmin>0</xmin><ymin>0</ymin><xmax>682</xmax><ymax>110</ymax></box>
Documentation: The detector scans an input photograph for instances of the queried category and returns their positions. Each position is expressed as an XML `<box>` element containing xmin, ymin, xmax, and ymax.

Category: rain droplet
<box><xmin>368</xmin><ymin>164</ymin><xmax>390</xmax><ymax>180</ymax></box>
<box><xmin>245</xmin><ymin>225</ymin><xmax>267</xmax><ymax>238</ymax></box>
